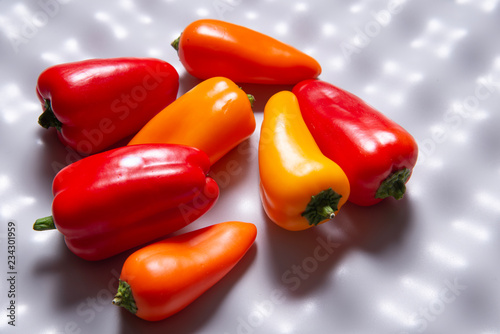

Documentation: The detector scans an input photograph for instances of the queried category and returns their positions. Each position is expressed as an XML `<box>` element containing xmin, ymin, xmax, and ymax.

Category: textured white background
<box><xmin>1</xmin><ymin>0</ymin><xmax>500</xmax><ymax>333</ymax></box>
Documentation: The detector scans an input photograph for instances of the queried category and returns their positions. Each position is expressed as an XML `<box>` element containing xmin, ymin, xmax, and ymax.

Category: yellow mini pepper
<box><xmin>258</xmin><ymin>91</ymin><xmax>350</xmax><ymax>231</ymax></box>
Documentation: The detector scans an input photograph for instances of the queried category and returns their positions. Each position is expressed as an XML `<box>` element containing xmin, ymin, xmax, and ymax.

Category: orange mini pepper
<box><xmin>259</xmin><ymin>91</ymin><xmax>350</xmax><ymax>231</ymax></box>
<box><xmin>172</xmin><ymin>19</ymin><xmax>322</xmax><ymax>85</ymax></box>
<box><xmin>128</xmin><ymin>77</ymin><xmax>256</xmax><ymax>165</ymax></box>
<box><xmin>113</xmin><ymin>221</ymin><xmax>257</xmax><ymax>321</ymax></box>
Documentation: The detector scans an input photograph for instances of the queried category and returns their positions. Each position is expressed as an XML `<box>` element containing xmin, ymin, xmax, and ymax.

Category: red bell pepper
<box><xmin>36</xmin><ymin>57</ymin><xmax>179</xmax><ymax>155</ymax></box>
<box><xmin>293</xmin><ymin>80</ymin><xmax>418</xmax><ymax>206</ymax></box>
<box><xmin>33</xmin><ymin>144</ymin><xmax>219</xmax><ymax>261</ymax></box>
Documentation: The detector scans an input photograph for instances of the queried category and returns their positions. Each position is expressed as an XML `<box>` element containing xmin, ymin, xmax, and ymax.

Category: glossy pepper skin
<box><xmin>258</xmin><ymin>91</ymin><xmax>350</xmax><ymax>231</ymax></box>
<box><xmin>113</xmin><ymin>221</ymin><xmax>257</xmax><ymax>321</ymax></box>
<box><xmin>36</xmin><ymin>57</ymin><xmax>179</xmax><ymax>155</ymax></box>
<box><xmin>171</xmin><ymin>19</ymin><xmax>322</xmax><ymax>85</ymax></box>
<box><xmin>293</xmin><ymin>79</ymin><xmax>418</xmax><ymax>206</ymax></box>
<box><xmin>129</xmin><ymin>77</ymin><xmax>256</xmax><ymax>165</ymax></box>
<box><xmin>33</xmin><ymin>144</ymin><xmax>219</xmax><ymax>261</ymax></box>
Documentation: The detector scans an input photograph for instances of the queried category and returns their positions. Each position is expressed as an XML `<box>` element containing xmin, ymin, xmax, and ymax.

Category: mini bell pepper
<box><xmin>33</xmin><ymin>144</ymin><xmax>219</xmax><ymax>261</ymax></box>
<box><xmin>113</xmin><ymin>221</ymin><xmax>257</xmax><ymax>321</ymax></box>
<box><xmin>171</xmin><ymin>19</ymin><xmax>322</xmax><ymax>85</ymax></box>
<box><xmin>36</xmin><ymin>57</ymin><xmax>179</xmax><ymax>155</ymax></box>
<box><xmin>292</xmin><ymin>79</ymin><xmax>419</xmax><ymax>206</ymax></box>
<box><xmin>128</xmin><ymin>77</ymin><xmax>256</xmax><ymax>165</ymax></box>
<box><xmin>259</xmin><ymin>91</ymin><xmax>350</xmax><ymax>231</ymax></box>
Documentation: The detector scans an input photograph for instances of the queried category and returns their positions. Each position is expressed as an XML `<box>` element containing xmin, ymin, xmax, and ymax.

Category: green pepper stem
<box><xmin>38</xmin><ymin>99</ymin><xmax>62</xmax><ymax>131</ymax></box>
<box><xmin>301</xmin><ymin>188</ymin><xmax>342</xmax><ymax>226</ymax></box>
<box><xmin>247</xmin><ymin>94</ymin><xmax>255</xmax><ymax>109</ymax></box>
<box><xmin>171</xmin><ymin>36</ymin><xmax>180</xmax><ymax>51</ymax></box>
<box><xmin>375</xmin><ymin>168</ymin><xmax>411</xmax><ymax>200</ymax></box>
<box><xmin>33</xmin><ymin>216</ymin><xmax>56</xmax><ymax>231</ymax></box>
<box><xmin>113</xmin><ymin>280</ymin><xmax>138</xmax><ymax>314</ymax></box>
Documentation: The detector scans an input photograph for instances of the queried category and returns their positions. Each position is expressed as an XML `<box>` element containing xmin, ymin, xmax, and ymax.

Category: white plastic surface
<box><xmin>1</xmin><ymin>0</ymin><xmax>500</xmax><ymax>333</ymax></box>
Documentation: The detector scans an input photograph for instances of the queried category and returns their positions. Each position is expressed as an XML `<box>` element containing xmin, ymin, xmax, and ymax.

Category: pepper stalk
<box><xmin>113</xmin><ymin>280</ymin><xmax>138</xmax><ymax>314</ymax></box>
<box><xmin>38</xmin><ymin>100</ymin><xmax>63</xmax><ymax>131</ymax></box>
<box><xmin>375</xmin><ymin>168</ymin><xmax>411</xmax><ymax>200</ymax></box>
<box><xmin>301</xmin><ymin>188</ymin><xmax>342</xmax><ymax>226</ymax></box>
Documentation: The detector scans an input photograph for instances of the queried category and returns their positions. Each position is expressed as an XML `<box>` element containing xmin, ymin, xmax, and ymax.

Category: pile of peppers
<box><xmin>33</xmin><ymin>19</ymin><xmax>418</xmax><ymax>322</ymax></box>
